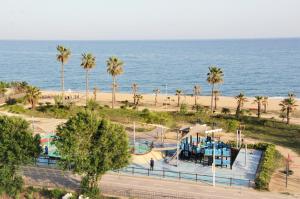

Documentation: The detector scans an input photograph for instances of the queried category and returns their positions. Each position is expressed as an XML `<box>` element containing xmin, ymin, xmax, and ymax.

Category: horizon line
<box><xmin>1</xmin><ymin>36</ymin><xmax>300</xmax><ymax>42</ymax></box>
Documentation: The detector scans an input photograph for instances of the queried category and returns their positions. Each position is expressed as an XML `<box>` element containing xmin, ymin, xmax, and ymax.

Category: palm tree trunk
<box><xmin>112</xmin><ymin>77</ymin><xmax>116</xmax><ymax>109</ymax></box>
<box><xmin>210</xmin><ymin>84</ymin><xmax>214</xmax><ymax>112</ymax></box>
<box><xmin>258</xmin><ymin>102</ymin><xmax>261</xmax><ymax>118</ymax></box>
<box><xmin>236</xmin><ymin>104</ymin><xmax>240</xmax><ymax>118</ymax></box>
<box><xmin>86</xmin><ymin>69</ymin><xmax>89</xmax><ymax>105</ymax></box>
<box><xmin>214</xmin><ymin>93</ymin><xmax>217</xmax><ymax>111</ymax></box>
<box><xmin>155</xmin><ymin>94</ymin><xmax>157</xmax><ymax>106</ymax></box>
<box><xmin>287</xmin><ymin>107</ymin><xmax>290</xmax><ymax>124</ymax></box>
<box><xmin>61</xmin><ymin>63</ymin><xmax>64</xmax><ymax>102</ymax></box>
<box><xmin>195</xmin><ymin>95</ymin><xmax>197</xmax><ymax>105</ymax></box>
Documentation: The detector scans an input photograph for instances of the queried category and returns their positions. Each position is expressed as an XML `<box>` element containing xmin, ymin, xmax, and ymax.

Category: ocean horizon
<box><xmin>0</xmin><ymin>38</ymin><xmax>299</xmax><ymax>97</ymax></box>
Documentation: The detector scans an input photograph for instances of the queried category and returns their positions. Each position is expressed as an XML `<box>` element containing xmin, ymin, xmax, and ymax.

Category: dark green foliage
<box><xmin>254</xmin><ymin>144</ymin><xmax>282</xmax><ymax>190</ymax></box>
<box><xmin>0</xmin><ymin>116</ymin><xmax>41</xmax><ymax>197</ymax></box>
<box><xmin>55</xmin><ymin>112</ymin><xmax>130</xmax><ymax>196</ymax></box>
<box><xmin>221</xmin><ymin>107</ymin><xmax>231</xmax><ymax>114</ymax></box>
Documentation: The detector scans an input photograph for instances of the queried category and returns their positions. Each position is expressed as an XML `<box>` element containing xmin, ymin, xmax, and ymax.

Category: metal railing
<box><xmin>115</xmin><ymin>166</ymin><xmax>253</xmax><ymax>188</ymax></box>
<box><xmin>33</xmin><ymin>157</ymin><xmax>253</xmax><ymax>188</ymax></box>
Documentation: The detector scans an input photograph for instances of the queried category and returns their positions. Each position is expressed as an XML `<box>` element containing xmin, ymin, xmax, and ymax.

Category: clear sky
<box><xmin>0</xmin><ymin>0</ymin><xmax>299</xmax><ymax>40</ymax></box>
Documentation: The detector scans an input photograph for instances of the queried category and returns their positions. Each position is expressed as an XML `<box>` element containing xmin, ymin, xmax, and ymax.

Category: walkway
<box><xmin>22</xmin><ymin>166</ymin><xmax>298</xmax><ymax>199</ymax></box>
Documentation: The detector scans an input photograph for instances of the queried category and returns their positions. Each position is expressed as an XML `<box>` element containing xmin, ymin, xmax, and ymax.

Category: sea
<box><xmin>0</xmin><ymin>38</ymin><xmax>299</xmax><ymax>97</ymax></box>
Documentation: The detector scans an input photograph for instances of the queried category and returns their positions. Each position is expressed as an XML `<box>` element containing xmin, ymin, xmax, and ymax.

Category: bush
<box><xmin>8</xmin><ymin>104</ymin><xmax>26</xmax><ymax>114</ymax></box>
<box><xmin>179</xmin><ymin>103</ymin><xmax>188</xmax><ymax>114</ymax></box>
<box><xmin>225</xmin><ymin>119</ymin><xmax>240</xmax><ymax>132</ymax></box>
<box><xmin>255</xmin><ymin>144</ymin><xmax>278</xmax><ymax>190</ymax></box>
<box><xmin>221</xmin><ymin>107</ymin><xmax>231</xmax><ymax>114</ymax></box>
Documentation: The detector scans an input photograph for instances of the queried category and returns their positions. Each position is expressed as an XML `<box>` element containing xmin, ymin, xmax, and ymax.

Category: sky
<box><xmin>0</xmin><ymin>0</ymin><xmax>300</xmax><ymax>40</ymax></box>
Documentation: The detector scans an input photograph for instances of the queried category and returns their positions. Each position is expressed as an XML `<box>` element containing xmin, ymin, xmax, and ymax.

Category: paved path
<box><xmin>22</xmin><ymin>166</ymin><xmax>298</xmax><ymax>199</ymax></box>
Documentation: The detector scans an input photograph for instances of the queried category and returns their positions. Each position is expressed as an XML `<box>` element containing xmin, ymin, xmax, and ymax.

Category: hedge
<box><xmin>226</xmin><ymin>141</ymin><xmax>282</xmax><ymax>190</ymax></box>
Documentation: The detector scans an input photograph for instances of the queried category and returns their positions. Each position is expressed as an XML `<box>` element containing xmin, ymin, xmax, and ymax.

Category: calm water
<box><xmin>0</xmin><ymin>39</ymin><xmax>299</xmax><ymax>97</ymax></box>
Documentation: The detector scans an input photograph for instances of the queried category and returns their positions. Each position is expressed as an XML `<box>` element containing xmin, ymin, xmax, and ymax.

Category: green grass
<box><xmin>2</xmin><ymin>103</ymin><xmax>300</xmax><ymax>154</ymax></box>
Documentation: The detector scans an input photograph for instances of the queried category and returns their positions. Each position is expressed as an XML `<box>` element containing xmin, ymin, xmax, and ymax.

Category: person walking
<box><xmin>150</xmin><ymin>158</ymin><xmax>154</xmax><ymax>171</ymax></box>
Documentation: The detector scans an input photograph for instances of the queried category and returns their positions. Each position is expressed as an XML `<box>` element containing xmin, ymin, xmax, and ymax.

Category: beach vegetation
<box><xmin>0</xmin><ymin>115</ymin><xmax>41</xmax><ymax>197</ymax></box>
<box><xmin>81</xmin><ymin>53</ymin><xmax>96</xmax><ymax>105</ymax></box>
<box><xmin>131</xmin><ymin>83</ymin><xmax>138</xmax><ymax>104</ymax></box>
<box><xmin>207</xmin><ymin>66</ymin><xmax>224</xmax><ymax>112</ymax></box>
<box><xmin>221</xmin><ymin>107</ymin><xmax>230</xmax><ymax>114</ymax></box>
<box><xmin>175</xmin><ymin>89</ymin><xmax>183</xmax><ymax>107</ymax></box>
<box><xmin>254</xmin><ymin>96</ymin><xmax>263</xmax><ymax>118</ymax></box>
<box><xmin>193</xmin><ymin>85</ymin><xmax>201</xmax><ymax>105</ymax></box>
<box><xmin>54</xmin><ymin>112</ymin><xmax>130</xmax><ymax>198</ymax></box>
<box><xmin>153</xmin><ymin>88</ymin><xmax>160</xmax><ymax>106</ymax></box>
<box><xmin>279</xmin><ymin>93</ymin><xmax>297</xmax><ymax>124</ymax></box>
<box><xmin>235</xmin><ymin>92</ymin><xmax>247</xmax><ymax>118</ymax></box>
<box><xmin>56</xmin><ymin>45</ymin><xmax>71</xmax><ymax>100</ymax></box>
<box><xmin>179</xmin><ymin>103</ymin><xmax>188</xmax><ymax>114</ymax></box>
<box><xmin>106</xmin><ymin>56</ymin><xmax>124</xmax><ymax>109</ymax></box>
<box><xmin>25</xmin><ymin>86</ymin><xmax>42</xmax><ymax>109</ymax></box>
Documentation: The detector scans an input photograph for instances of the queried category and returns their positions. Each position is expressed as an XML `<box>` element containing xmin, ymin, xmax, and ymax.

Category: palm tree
<box><xmin>93</xmin><ymin>87</ymin><xmax>99</xmax><ymax>101</ymax></box>
<box><xmin>131</xmin><ymin>83</ymin><xmax>138</xmax><ymax>105</ymax></box>
<box><xmin>235</xmin><ymin>93</ymin><xmax>247</xmax><ymax>118</ymax></box>
<box><xmin>107</xmin><ymin>56</ymin><xmax>124</xmax><ymax>109</ymax></box>
<box><xmin>279</xmin><ymin>93</ymin><xmax>297</xmax><ymax>124</ymax></box>
<box><xmin>56</xmin><ymin>45</ymin><xmax>71</xmax><ymax>100</ymax></box>
<box><xmin>134</xmin><ymin>94</ymin><xmax>143</xmax><ymax>108</ymax></box>
<box><xmin>207</xmin><ymin>66</ymin><xmax>224</xmax><ymax>111</ymax></box>
<box><xmin>262</xmin><ymin>96</ymin><xmax>268</xmax><ymax>113</ymax></box>
<box><xmin>193</xmin><ymin>85</ymin><xmax>201</xmax><ymax>105</ymax></box>
<box><xmin>81</xmin><ymin>53</ymin><xmax>96</xmax><ymax>105</ymax></box>
<box><xmin>176</xmin><ymin>89</ymin><xmax>183</xmax><ymax>107</ymax></box>
<box><xmin>153</xmin><ymin>88</ymin><xmax>160</xmax><ymax>106</ymax></box>
<box><xmin>254</xmin><ymin>96</ymin><xmax>263</xmax><ymax>118</ymax></box>
<box><xmin>213</xmin><ymin>90</ymin><xmax>220</xmax><ymax>111</ymax></box>
<box><xmin>25</xmin><ymin>86</ymin><xmax>41</xmax><ymax>109</ymax></box>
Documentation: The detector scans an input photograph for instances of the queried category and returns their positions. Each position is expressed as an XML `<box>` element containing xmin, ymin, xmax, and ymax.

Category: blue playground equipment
<box><xmin>179</xmin><ymin>135</ymin><xmax>232</xmax><ymax>167</ymax></box>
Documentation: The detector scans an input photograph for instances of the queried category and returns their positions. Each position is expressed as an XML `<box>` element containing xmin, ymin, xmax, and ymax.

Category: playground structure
<box><xmin>166</xmin><ymin>124</ymin><xmax>233</xmax><ymax>168</ymax></box>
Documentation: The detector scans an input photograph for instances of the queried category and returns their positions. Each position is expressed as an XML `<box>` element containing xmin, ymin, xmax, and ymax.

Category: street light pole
<box><xmin>213</xmin><ymin>141</ymin><xmax>216</xmax><ymax>187</ymax></box>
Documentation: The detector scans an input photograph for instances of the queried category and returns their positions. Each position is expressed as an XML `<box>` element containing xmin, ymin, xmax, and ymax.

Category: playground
<box><xmin>35</xmin><ymin>122</ymin><xmax>263</xmax><ymax>187</ymax></box>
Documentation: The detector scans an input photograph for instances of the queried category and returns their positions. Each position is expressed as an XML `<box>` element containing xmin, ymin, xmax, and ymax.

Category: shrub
<box><xmin>255</xmin><ymin>144</ymin><xmax>279</xmax><ymax>190</ymax></box>
<box><xmin>8</xmin><ymin>104</ymin><xmax>26</xmax><ymax>114</ymax></box>
<box><xmin>221</xmin><ymin>107</ymin><xmax>231</xmax><ymax>114</ymax></box>
<box><xmin>225</xmin><ymin>119</ymin><xmax>239</xmax><ymax>132</ymax></box>
<box><xmin>179</xmin><ymin>103</ymin><xmax>188</xmax><ymax>114</ymax></box>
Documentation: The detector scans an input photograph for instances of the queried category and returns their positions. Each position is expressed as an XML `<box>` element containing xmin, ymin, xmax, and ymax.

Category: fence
<box><xmin>34</xmin><ymin>157</ymin><xmax>253</xmax><ymax>188</ymax></box>
<box><xmin>115</xmin><ymin>166</ymin><xmax>253</xmax><ymax>188</ymax></box>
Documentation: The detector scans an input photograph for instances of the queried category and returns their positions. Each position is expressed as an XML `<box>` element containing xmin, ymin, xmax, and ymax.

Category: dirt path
<box><xmin>269</xmin><ymin>146</ymin><xmax>300</xmax><ymax>195</ymax></box>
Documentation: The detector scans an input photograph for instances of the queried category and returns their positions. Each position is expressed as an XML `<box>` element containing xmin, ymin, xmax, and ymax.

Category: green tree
<box><xmin>106</xmin><ymin>56</ymin><xmax>124</xmax><ymax>109</ymax></box>
<box><xmin>131</xmin><ymin>83</ymin><xmax>138</xmax><ymax>105</ymax></box>
<box><xmin>279</xmin><ymin>93</ymin><xmax>297</xmax><ymax>124</ymax></box>
<box><xmin>55</xmin><ymin>112</ymin><xmax>130</xmax><ymax>196</ymax></box>
<box><xmin>25</xmin><ymin>86</ymin><xmax>42</xmax><ymax>109</ymax></box>
<box><xmin>56</xmin><ymin>45</ymin><xmax>71</xmax><ymax>100</ymax></box>
<box><xmin>207</xmin><ymin>66</ymin><xmax>224</xmax><ymax>112</ymax></box>
<box><xmin>81</xmin><ymin>53</ymin><xmax>96</xmax><ymax>105</ymax></box>
<box><xmin>175</xmin><ymin>89</ymin><xmax>183</xmax><ymax>107</ymax></box>
<box><xmin>254</xmin><ymin>96</ymin><xmax>263</xmax><ymax>118</ymax></box>
<box><xmin>0</xmin><ymin>116</ymin><xmax>41</xmax><ymax>197</ymax></box>
<box><xmin>0</xmin><ymin>87</ymin><xmax>6</xmax><ymax>97</ymax></box>
<box><xmin>193</xmin><ymin>85</ymin><xmax>201</xmax><ymax>105</ymax></box>
<box><xmin>235</xmin><ymin>92</ymin><xmax>247</xmax><ymax>118</ymax></box>
<box><xmin>153</xmin><ymin>88</ymin><xmax>160</xmax><ymax>106</ymax></box>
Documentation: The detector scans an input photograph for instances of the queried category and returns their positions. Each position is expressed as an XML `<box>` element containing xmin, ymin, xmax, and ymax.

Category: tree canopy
<box><xmin>0</xmin><ymin>115</ymin><xmax>41</xmax><ymax>197</ymax></box>
<box><xmin>54</xmin><ymin>112</ymin><xmax>130</xmax><ymax>194</ymax></box>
